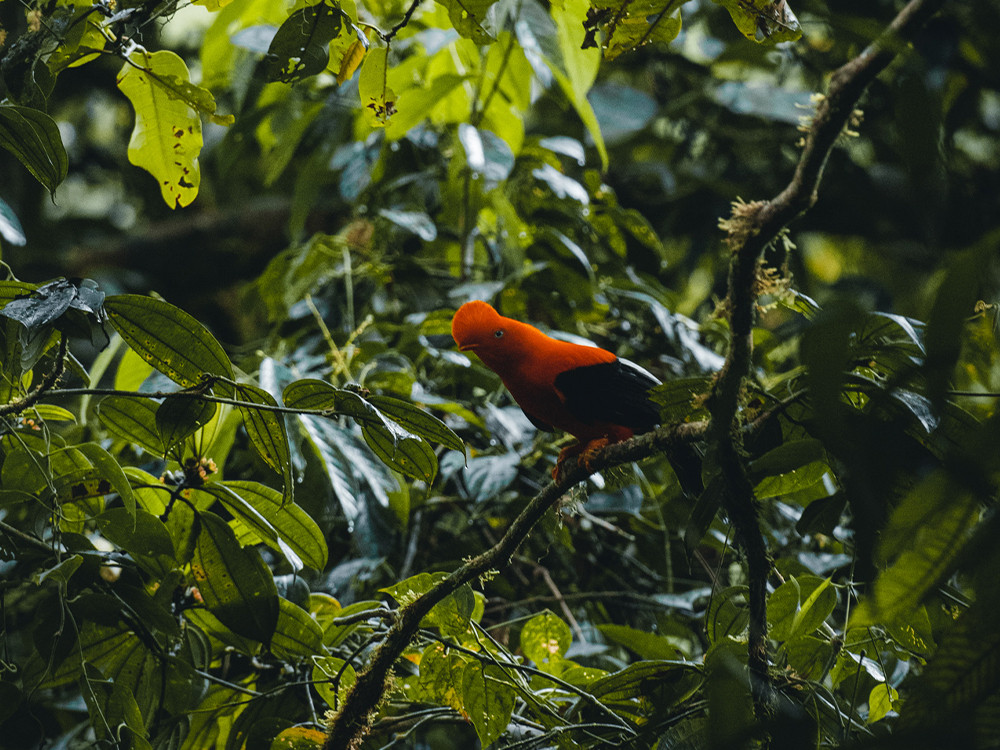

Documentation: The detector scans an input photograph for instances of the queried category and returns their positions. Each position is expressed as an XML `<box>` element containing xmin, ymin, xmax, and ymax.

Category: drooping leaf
<box><xmin>462</xmin><ymin>663</ymin><xmax>516</xmax><ymax>746</ymax></box>
<box><xmin>215</xmin><ymin>480</ymin><xmax>328</xmax><ymax>570</ymax></box>
<box><xmin>358</xmin><ymin>46</ymin><xmax>395</xmax><ymax>127</ymax></box>
<box><xmin>0</xmin><ymin>104</ymin><xmax>69</xmax><ymax>194</ymax></box>
<box><xmin>191</xmin><ymin>512</ymin><xmax>279</xmax><ymax>644</ymax></box>
<box><xmin>711</xmin><ymin>0</ymin><xmax>801</xmax><ymax>44</ymax></box>
<box><xmin>156</xmin><ymin>396</ymin><xmax>218</xmax><ymax>454</ymax></box>
<box><xmin>231</xmin><ymin>382</ymin><xmax>293</xmax><ymax>494</ymax></box>
<box><xmin>96</xmin><ymin>396</ymin><xmax>166</xmax><ymax>456</ymax></box>
<box><xmin>266</xmin><ymin>0</ymin><xmax>344</xmax><ymax>83</ymax></box>
<box><xmin>117</xmin><ymin>50</ymin><xmax>204</xmax><ymax>208</ymax></box>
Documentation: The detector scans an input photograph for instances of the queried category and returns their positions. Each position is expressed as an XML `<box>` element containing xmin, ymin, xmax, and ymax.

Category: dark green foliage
<box><xmin>0</xmin><ymin>0</ymin><xmax>997</xmax><ymax>748</ymax></box>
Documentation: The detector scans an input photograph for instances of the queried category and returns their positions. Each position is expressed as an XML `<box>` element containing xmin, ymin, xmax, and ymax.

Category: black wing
<box><xmin>554</xmin><ymin>359</ymin><xmax>660</xmax><ymax>432</ymax></box>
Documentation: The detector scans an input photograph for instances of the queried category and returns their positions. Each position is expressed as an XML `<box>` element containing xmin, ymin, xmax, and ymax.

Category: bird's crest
<box><xmin>452</xmin><ymin>300</ymin><xmax>501</xmax><ymax>348</ymax></box>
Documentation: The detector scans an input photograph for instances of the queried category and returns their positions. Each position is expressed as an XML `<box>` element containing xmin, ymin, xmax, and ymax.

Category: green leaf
<box><xmin>769</xmin><ymin>576</ymin><xmax>836</xmax><ymax>641</ymax></box>
<box><xmin>900</xmin><ymin>602</ymin><xmax>1000</xmax><ymax>731</ymax></box>
<box><xmin>97</xmin><ymin>507</ymin><xmax>176</xmax><ymax>577</ymax></box>
<box><xmin>584</xmin><ymin>0</ymin><xmax>682</xmax><ymax>59</ymax></box>
<box><xmin>361</xmin><ymin>422</ymin><xmax>438</xmax><ymax>483</ymax></box>
<box><xmin>270</xmin><ymin>597</ymin><xmax>324</xmax><ymax>659</ymax></box>
<box><xmin>435</xmin><ymin>0</ymin><xmax>497</xmax><ymax>42</ymax></box>
<box><xmin>76</xmin><ymin>442</ymin><xmax>137</xmax><ymax>520</ymax></box>
<box><xmin>780</xmin><ymin>635</ymin><xmax>834</xmax><ymax>681</ymax></box>
<box><xmin>313</xmin><ymin>656</ymin><xmax>357</xmax><ymax>710</ymax></box>
<box><xmin>924</xmin><ymin>246</ymin><xmax>989</xmax><ymax>411</ymax></box>
<box><xmin>283</xmin><ymin>378</ymin><xmax>339</xmax><ymax>411</ymax></box>
<box><xmin>706</xmin><ymin>586</ymin><xmax>749</xmax><ymax>644</ymax></box>
<box><xmin>461</xmin><ymin>663</ymin><xmax>516</xmax><ymax>746</ymax></box>
<box><xmin>711</xmin><ymin>0</ymin><xmax>801</xmax><ymax>44</ymax></box>
<box><xmin>266</xmin><ymin>0</ymin><xmax>344</xmax><ymax>83</ymax></box>
<box><xmin>191</xmin><ymin>512</ymin><xmax>279</xmax><ymax>644</ymax></box>
<box><xmin>105</xmin><ymin>294</ymin><xmax>234</xmax><ymax>387</ymax></box>
<box><xmin>423</xmin><ymin>583</ymin><xmax>476</xmax><ymax>637</ymax></box>
<box><xmin>598</xmin><ymin>624</ymin><xmax>683</xmax><ymax>661</ymax></box>
<box><xmin>0</xmin><ymin>105</ymin><xmax>69</xmax><ymax>194</ymax></box>
<box><xmin>96</xmin><ymin>396</ymin><xmax>165</xmax><ymax>456</ymax></box>
<box><xmin>215</xmin><ymin>480</ymin><xmax>327</xmax><ymax>570</ymax></box>
<box><xmin>231</xmin><ymin>382</ymin><xmax>293</xmax><ymax>492</ymax></box>
<box><xmin>588</xmin><ymin>660</ymin><xmax>703</xmax><ymax>719</ymax></box>
<box><xmin>117</xmin><ymin>50</ymin><xmax>204</xmax><ymax>208</ymax></box>
<box><xmin>156</xmin><ymin>396</ymin><xmax>218</xmax><ymax>454</ymax></box>
<box><xmin>520</xmin><ymin>611</ymin><xmax>571</xmax><ymax>670</ymax></box>
<box><xmin>851</xmin><ymin>471</ymin><xmax>979</xmax><ymax>629</ymax></box>
<box><xmin>35</xmin><ymin>555</ymin><xmax>84</xmax><ymax>586</ymax></box>
<box><xmin>868</xmin><ymin>683</ymin><xmax>898</xmax><ymax>723</ymax></box>
<box><xmin>417</xmin><ymin>642</ymin><xmax>469</xmax><ymax>711</ymax></box>
<box><xmin>79</xmin><ymin>664</ymin><xmax>153</xmax><ymax>750</ymax></box>
<box><xmin>358</xmin><ymin>46</ymin><xmax>396</xmax><ymax>127</ymax></box>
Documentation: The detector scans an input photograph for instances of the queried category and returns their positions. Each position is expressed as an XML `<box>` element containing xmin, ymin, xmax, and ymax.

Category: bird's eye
<box><xmin>494</xmin><ymin>329</ymin><xmax>504</xmax><ymax>338</ymax></box>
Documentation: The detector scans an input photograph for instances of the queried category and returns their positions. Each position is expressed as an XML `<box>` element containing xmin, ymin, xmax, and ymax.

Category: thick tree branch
<box><xmin>322</xmin><ymin>420</ymin><xmax>707</xmax><ymax>750</ymax></box>
<box><xmin>710</xmin><ymin>0</ymin><xmax>946</xmax><ymax>724</ymax></box>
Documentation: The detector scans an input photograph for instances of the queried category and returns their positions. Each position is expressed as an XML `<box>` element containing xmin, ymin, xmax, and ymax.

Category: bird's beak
<box><xmin>457</xmin><ymin>342</ymin><xmax>475</xmax><ymax>351</ymax></box>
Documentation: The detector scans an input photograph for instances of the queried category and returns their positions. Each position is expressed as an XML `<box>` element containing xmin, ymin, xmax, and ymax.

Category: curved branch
<box><xmin>710</xmin><ymin>0</ymin><xmax>946</xmax><ymax>723</ymax></box>
<box><xmin>322</xmin><ymin>419</ymin><xmax>708</xmax><ymax>749</ymax></box>
<box><xmin>0</xmin><ymin>335</ymin><xmax>68</xmax><ymax>418</ymax></box>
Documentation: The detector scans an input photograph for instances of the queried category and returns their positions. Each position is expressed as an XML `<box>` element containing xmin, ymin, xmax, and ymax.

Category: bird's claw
<box><xmin>552</xmin><ymin>438</ymin><xmax>611</xmax><ymax>484</ymax></box>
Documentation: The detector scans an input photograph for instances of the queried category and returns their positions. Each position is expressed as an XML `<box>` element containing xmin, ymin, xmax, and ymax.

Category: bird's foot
<box><xmin>552</xmin><ymin>438</ymin><xmax>611</xmax><ymax>484</ymax></box>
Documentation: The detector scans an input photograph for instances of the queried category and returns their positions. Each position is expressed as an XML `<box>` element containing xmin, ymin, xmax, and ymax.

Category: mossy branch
<box><xmin>710</xmin><ymin>0</ymin><xmax>946</xmax><ymax>724</ymax></box>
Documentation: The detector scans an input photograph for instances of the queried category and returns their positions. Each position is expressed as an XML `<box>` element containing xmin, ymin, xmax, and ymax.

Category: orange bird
<box><xmin>451</xmin><ymin>300</ymin><xmax>660</xmax><ymax>479</ymax></box>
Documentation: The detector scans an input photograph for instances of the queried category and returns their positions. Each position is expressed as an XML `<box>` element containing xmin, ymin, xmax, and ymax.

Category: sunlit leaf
<box><xmin>117</xmin><ymin>50</ymin><xmax>204</xmax><ymax>208</ymax></box>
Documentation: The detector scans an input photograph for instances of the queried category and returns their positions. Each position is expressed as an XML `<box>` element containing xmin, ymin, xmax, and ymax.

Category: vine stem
<box><xmin>709</xmin><ymin>0</ymin><xmax>946</xmax><ymax>725</ymax></box>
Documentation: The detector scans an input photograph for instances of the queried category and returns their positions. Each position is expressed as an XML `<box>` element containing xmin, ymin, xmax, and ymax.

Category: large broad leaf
<box><xmin>461</xmin><ymin>663</ymin><xmax>516</xmax><ymax>746</ymax></box>
<box><xmin>0</xmin><ymin>104</ymin><xmax>68</xmax><ymax>194</ymax></box>
<box><xmin>104</xmin><ymin>295</ymin><xmax>234</xmax><ymax>388</ymax></box>
<box><xmin>900</xmin><ymin>602</ymin><xmax>1000</xmax><ymax>732</ymax></box>
<box><xmin>520</xmin><ymin>611</ymin><xmax>572</xmax><ymax>671</ymax></box>
<box><xmin>76</xmin><ymin>442</ymin><xmax>137</xmax><ymax>520</ymax></box>
<box><xmin>270</xmin><ymin>597</ymin><xmax>324</xmax><ymax>659</ymax></box>
<box><xmin>266</xmin><ymin>0</ymin><xmax>344</xmax><ymax>83</ymax></box>
<box><xmin>117</xmin><ymin>50</ymin><xmax>204</xmax><ymax>208</ymax></box>
<box><xmin>220</xmin><ymin>480</ymin><xmax>327</xmax><ymax>570</ymax></box>
<box><xmin>191</xmin><ymin>512</ymin><xmax>279</xmax><ymax>644</ymax></box>
<box><xmin>96</xmin><ymin>396</ymin><xmax>165</xmax><ymax>456</ymax></box>
<box><xmin>231</xmin><ymin>382</ymin><xmax>293</xmax><ymax>494</ymax></box>
<box><xmin>156</xmin><ymin>396</ymin><xmax>218</xmax><ymax>454</ymax></box>
<box><xmin>768</xmin><ymin>576</ymin><xmax>837</xmax><ymax>641</ymax></box>
<box><xmin>586</xmin><ymin>660</ymin><xmax>703</xmax><ymax>720</ymax></box>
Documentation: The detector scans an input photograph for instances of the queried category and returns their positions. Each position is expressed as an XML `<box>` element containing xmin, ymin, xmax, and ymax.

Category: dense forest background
<box><xmin>1</xmin><ymin>0</ymin><xmax>998</xmax><ymax>748</ymax></box>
